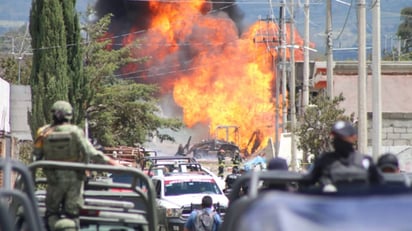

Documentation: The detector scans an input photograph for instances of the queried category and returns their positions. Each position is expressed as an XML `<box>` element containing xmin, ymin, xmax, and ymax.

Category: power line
<box><xmin>5</xmin><ymin>0</ymin><xmax>407</xmax><ymax>58</ymax></box>
<box><xmin>334</xmin><ymin>0</ymin><xmax>353</xmax><ymax>41</ymax></box>
<box><xmin>19</xmin><ymin>3</ymin><xmax>406</xmax><ymax>52</ymax></box>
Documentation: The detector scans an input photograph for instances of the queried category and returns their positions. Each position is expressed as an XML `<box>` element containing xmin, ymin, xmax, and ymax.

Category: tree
<box><xmin>81</xmin><ymin>9</ymin><xmax>183</xmax><ymax>146</ymax></box>
<box><xmin>0</xmin><ymin>55</ymin><xmax>32</xmax><ymax>85</ymax></box>
<box><xmin>62</xmin><ymin>0</ymin><xmax>85</xmax><ymax>125</ymax></box>
<box><xmin>0</xmin><ymin>24</ymin><xmax>32</xmax><ymax>84</ymax></box>
<box><xmin>28</xmin><ymin>3</ymin><xmax>183</xmax><ymax>146</ymax></box>
<box><xmin>88</xmin><ymin>81</ymin><xmax>184</xmax><ymax>146</ymax></box>
<box><xmin>29</xmin><ymin>0</ymin><xmax>69</xmax><ymax>137</ymax></box>
<box><xmin>295</xmin><ymin>94</ymin><xmax>353</xmax><ymax>165</ymax></box>
<box><xmin>397</xmin><ymin>7</ymin><xmax>412</xmax><ymax>60</ymax></box>
<box><xmin>80</xmin><ymin>9</ymin><xmax>142</xmax><ymax>109</ymax></box>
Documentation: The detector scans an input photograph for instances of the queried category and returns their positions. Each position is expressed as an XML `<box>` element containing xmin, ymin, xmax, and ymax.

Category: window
<box><xmin>164</xmin><ymin>181</ymin><xmax>221</xmax><ymax>196</ymax></box>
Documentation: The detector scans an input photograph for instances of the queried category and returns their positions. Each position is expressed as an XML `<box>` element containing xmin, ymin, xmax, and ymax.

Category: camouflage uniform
<box><xmin>54</xmin><ymin>218</ymin><xmax>77</xmax><ymax>231</ymax></box>
<box><xmin>33</xmin><ymin>101</ymin><xmax>114</xmax><ymax>231</ymax></box>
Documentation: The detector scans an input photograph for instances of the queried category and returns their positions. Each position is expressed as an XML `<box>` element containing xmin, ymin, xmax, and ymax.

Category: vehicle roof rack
<box><xmin>29</xmin><ymin>160</ymin><xmax>158</xmax><ymax>231</ymax></box>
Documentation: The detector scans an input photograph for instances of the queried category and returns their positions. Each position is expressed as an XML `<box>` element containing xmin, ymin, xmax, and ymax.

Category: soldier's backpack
<box><xmin>43</xmin><ymin>130</ymin><xmax>79</xmax><ymax>162</ymax></box>
<box><xmin>324</xmin><ymin>153</ymin><xmax>370</xmax><ymax>186</ymax></box>
<box><xmin>194</xmin><ymin>209</ymin><xmax>215</xmax><ymax>231</ymax></box>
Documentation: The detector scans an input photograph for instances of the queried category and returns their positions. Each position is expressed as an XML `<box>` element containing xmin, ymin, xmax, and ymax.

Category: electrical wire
<box><xmin>14</xmin><ymin>1</ymin><xmax>409</xmax><ymax>54</ymax></box>
<box><xmin>334</xmin><ymin>0</ymin><xmax>353</xmax><ymax>41</ymax></box>
<box><xmin>109</xmin><ymin>55</ymin><xmax>238</xmax><ymax>80</ymax></box>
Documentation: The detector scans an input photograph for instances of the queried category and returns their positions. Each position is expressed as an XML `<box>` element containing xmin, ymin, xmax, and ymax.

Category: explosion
<box><xmin>95</xmin><ymin>0</ymin><xmax>305</xmax><ymax>153</ymax></box>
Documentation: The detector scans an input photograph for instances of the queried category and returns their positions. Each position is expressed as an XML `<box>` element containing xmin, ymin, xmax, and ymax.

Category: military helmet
<box><xmin>51</xmin><ymin>100</ymin><xmax>73</xmax><ymax>121</ymax></box>
<box><xmin>331</xmin><ymin>120</ymin><xmax>357</xmax><ymax>138</ymax></box>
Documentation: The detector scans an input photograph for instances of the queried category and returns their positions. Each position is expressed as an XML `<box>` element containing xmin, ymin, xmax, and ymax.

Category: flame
<box><xmin>122</xmin><ymin>0</ymin><xmax>307</xmax><ymax>153</ymax></box>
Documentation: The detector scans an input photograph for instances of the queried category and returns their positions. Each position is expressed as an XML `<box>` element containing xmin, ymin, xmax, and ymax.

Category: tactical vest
<box><xmin>226</xmin><ymin>174</ymin><xmax>240</xmax><ymax>189</ymax></box>
<box><xmin>43</xmin><ymin>129</ymin><xmax>80</xmax><ymax>162</ymax></box>
<box><xmin>323</xmin><ymin>153</ymin><xmax>370</xmax><ymax>186</ymax></box>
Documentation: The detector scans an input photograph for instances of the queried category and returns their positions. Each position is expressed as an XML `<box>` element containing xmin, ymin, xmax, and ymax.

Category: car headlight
<box><xmin>166</xmin><ymin>208</ymin><xmax>182</xmax><ymax>217</ymax></box>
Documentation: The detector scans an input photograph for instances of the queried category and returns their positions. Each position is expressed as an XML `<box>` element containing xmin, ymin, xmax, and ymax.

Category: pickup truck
<box><xmin>152</xmin><ymin>172</ymin><xmax>228</xmax><ymax>231</ymax></box>
<box><xmin>27</xmin><ymin>161</ymin><xmax>158</xmax><ymax>231</ymax></box>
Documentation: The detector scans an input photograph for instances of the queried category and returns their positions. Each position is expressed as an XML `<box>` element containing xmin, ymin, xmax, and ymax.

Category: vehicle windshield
<box><xmin>165</xmin><ymin>180</ymin><xmax>222</xmax><ymax>196</ymax></box>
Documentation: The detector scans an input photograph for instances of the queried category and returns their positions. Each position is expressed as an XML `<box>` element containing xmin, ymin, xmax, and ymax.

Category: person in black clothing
<box><xmin>306</xmin><ymin>120</ymin><xmax>383</xmax><ymax>191</ymax></box>
<box><xmin>267</xmin><ymin>157</ymin><xmax>288</xmax><ymax>171</ymax></box>
<box><xmin>225</xmin><ymin>167</ymin><xmax>242</xmax><ymax>190</ymax></box>
<box><xmin>377</xmin><ymin>153</ymin><xmax>400</xmax><ymax>173</ymax></box>
<box><xmin>263</xmin><ymin>157</ymin><xmax>294</xmax><ymax>191</ymax></box>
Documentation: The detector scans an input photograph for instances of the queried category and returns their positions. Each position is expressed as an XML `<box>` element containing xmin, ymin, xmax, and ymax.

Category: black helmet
<box><xmin>331</xmin><ymin>120</ymin><xmax>356</xmax><ymax>137</ymax></box>
<box><xmin>377</xmin><ymin>153</ymin><xmax>399</xmax><ymax>171</ymax></box>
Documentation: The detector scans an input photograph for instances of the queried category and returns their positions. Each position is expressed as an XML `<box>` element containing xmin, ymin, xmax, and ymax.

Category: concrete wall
<box><xmin>368</xmin><ymin>113</ymin><xmax>412</xmax><ymax>147</ymax></box>
<box><xmin>366</xmin><ymin>113</ymin><xmax>412</xmax><ymax>172</ymax></box>
<box><xmin>10</xmin><ymin>85</ymin><xmax>32</xmax><ymax>141</ymax></box>
<box><xmin>0</xmin><ymin>78</ymin><xmax>10</xmax><ymax>133</ymax></box>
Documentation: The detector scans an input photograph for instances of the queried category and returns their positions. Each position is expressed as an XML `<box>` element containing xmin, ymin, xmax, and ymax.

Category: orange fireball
<box><xmin>121</xmin><ymin>0</ymin><xmax>306</xmax><ymax>153</ymax></box>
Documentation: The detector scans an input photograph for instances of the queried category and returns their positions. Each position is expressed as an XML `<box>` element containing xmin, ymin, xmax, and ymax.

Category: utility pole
<box><xmin>17</xmin><ymin>56</ymin><xmax>23</xmax><ymax>84</ymax></box>
<box><xmin>372</xmin><ymin>0</ymin><xmax>381</xmax><ymax>160</ymax></box>
<box><xmin>326</xmin><ymin>0</ymin><xmax>334</xmax><ymax>99</ymax></box>
<box><xmin>12</xmin><ymin>24</ymin><xmax>31</xmax><ymax>85</ymax></box>
<box><xmin>275</xmin><ymin>57</ymin><xmax>280</xmax><ymax>157</ymax></box>
<box><xmin>253</xmin><ymin>15</ymin><xmax>281</xmax><ymax>157</ymax></box>
<box><xmin>289</xmin><ymin>0</ymin><xmax>297</xmax><ymax>171</ymax></box>
<box><xmin>302</xmin><ymin>0</ymin><xmax>310</xmax><ymax>113</ymax></box>
<box><xmin>358</xmin><ymin>0</ymin><xmax>368</xmax><ymax>154</ymax></box>
<box><xmin>279</xmin><ymin>0</ymin><xmax>288</xmax><ymax>132</ymax></box>
<box><xmin>397</xmin><ymin>37</ymin><xmax>401</xmax><ymax>61</ymax></box>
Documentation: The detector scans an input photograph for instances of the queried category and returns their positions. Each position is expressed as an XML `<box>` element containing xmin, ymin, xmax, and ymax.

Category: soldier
<box><xmin>32</xmin><ymin>100</ymin><xmax>120</xmax><ymax>231</ymax></box>
<box><xmin>217</xmin><ymin>149</ymin><xmax>225</xmax><ymax>178</ymax></box>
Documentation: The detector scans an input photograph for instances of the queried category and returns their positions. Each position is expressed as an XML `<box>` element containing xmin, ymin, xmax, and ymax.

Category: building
<box><xmin>2</xmin><ymin>61</ymin><xmax>412</xmax><ymax>171</ymax></box>
<box><xmin>0</xmin><ymin>78</ymin><xmax>19</xmax><ymax>186</ymax></box>
<box><xmin>311</xmin><ymin>61</ymin><xmax>412</xmax><ymax>171</ymax></box>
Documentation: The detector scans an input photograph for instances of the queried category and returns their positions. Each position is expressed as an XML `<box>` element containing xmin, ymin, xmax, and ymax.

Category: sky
<box><xmin>1</xmin><ymin>0</ymin><xmax>410</xmax><ymax>56</ymax></box>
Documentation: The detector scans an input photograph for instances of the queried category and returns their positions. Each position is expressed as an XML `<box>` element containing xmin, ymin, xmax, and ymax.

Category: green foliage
<box><xmin>62</xmin><ymin>0</ymin><xmax>85</xmax><ymax>125</ymax></box>
<box><xmin>394</xmin><ymin>7</ymin><xmax>412</xmax><ymax>60</ymax></box>
<box><xmin>29</xmin><ymin>0</ymin><xmax>69</xmax><ymax>137</ymax></box>
<box><xmin>16</xmin><ymin>141</ymin><xmax>46</xmax><ymax>190</ymax></box>
<box><xmin>0</xmin><ymin>24</ymin><xmax>32</xmax><ymax>84</ymax></box>
<box><xmin>18</xmin><ymin>141</ymin><xmax>34</xmax><ymax>165</ymax></box>
<box><xmin>295</xmin><ymin>94</ymin><xmax>352</xmax><ymax>162</ymax></box>
<box><xmin>0</xmin><ymin>55</ymin><xmax>31</xmax><ymax>85</ymax></box>
<box><xmin>88</xmin><ymin>81</ymin><xmax>184</xmax><ymax>146</ymax></box>
<box><xmin>80</xmin><ymin>9</ymin><xmax>148</xmax><ymax>119</ymax></box>
<box><xmin>398</xmin><ymin>7</ymin><xmax>412</xmax><ymax>52</ymax></box>
<box><xmin>26</xmin><ymin>3</ymin><xmax>181</xmax><ymax>147</ymax></box>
